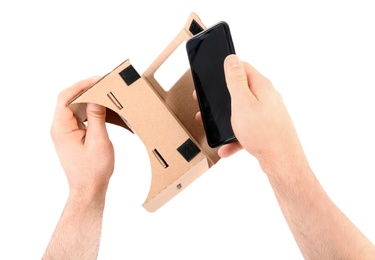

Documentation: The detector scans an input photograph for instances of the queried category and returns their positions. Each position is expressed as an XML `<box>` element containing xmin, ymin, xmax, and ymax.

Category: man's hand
<box><xmin>194</xmin><ymin>55</ymin><xmax>375</xmax><ymax>259</ymax></box>
<box><xmin>219</xmin><ymin>55</ymin><xmax>303</xmax><ymax>170</ymax></box>
<box><xmin>50</xmin><ymin>77</ymin><xmax>114</xmax><ymax>198</ymax></box>
<box><xmin>44</xmin><ymin>77</ymin><xmax>114</xmax><ymax>259</ymax></box>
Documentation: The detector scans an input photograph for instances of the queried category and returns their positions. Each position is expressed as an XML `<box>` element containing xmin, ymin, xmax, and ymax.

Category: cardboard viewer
<box><xmin>68</xmin><ymin>12</ymin><xmax>221</xmax><ymax>212</ymax></box>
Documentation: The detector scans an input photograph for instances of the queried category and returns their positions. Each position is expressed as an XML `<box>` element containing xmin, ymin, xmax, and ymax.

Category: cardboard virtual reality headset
<box><xmin>68</xmin><ymin>12</ymin><xmax>221</xmax><ymax>212</ymax></box>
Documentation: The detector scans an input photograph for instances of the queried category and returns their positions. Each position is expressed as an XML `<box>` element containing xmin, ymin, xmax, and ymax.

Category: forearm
<box><xmin>260</xmin><ymin>148</ymin><xmax>375</xmax><ymax>259</ymax></box>
<box><xmin>43</xmin><ymin>191</ymin><xmax>107</xmax><ymax>260</ymax></box>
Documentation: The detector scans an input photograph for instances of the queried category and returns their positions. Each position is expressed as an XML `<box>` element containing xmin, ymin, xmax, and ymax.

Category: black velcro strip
<box><xmin>189</xmin><ymin>19</ymin><xmax>204</xmax><ymax>35</ymax></box>
<box><xmin>119</xmin><ymin>65</ymin><xmax>140</xmax><ymax>86</ymax></box>
<box><xmin>177</xmin><ymin>138</ymin><xmax>201</xmax><ymax>162</ymax></box>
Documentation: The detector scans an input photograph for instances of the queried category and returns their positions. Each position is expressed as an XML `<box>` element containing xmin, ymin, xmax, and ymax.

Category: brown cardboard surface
<box><xmin>68</xmin><ymin>12</ymin><xmax>221</xmax><ymax>212</ymax></box>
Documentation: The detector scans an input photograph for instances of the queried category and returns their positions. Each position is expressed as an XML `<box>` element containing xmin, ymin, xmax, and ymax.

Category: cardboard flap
<box><xmin>143</xmin><ymin>12</ymin><xmax>205</xmax><ymax>80</ymax></box>
<box><xmin>141</xmin><ymin>12</ymin><xmax>219</xmax><ymax>165</ymax></box>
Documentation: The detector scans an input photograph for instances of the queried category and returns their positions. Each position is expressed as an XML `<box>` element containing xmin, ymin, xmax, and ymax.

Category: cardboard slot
<box><xmin>152</xmin><ymin>149</ymin><xmax>169</xmax><ymax>168</ymax></box>
<box><xmin>107</xmin><ymin>92</ymin><xmax>123</xmax><ymax>110</ymax></box>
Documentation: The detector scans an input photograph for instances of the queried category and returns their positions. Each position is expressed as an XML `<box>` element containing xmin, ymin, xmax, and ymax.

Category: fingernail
<box><xmin>226</xmin><ymin>55</ymin><xmax>240</xmax><ymax>68</ymax></box>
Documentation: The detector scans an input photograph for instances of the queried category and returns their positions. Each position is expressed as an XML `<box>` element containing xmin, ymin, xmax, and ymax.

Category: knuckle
<box><xmin>228</xmin><ymin>71</ymin><xmax>247</xmax><ymax>85</ymax></box>
<box><xmin>86</xmin><ymin>104</ymin><xmax>106</xmax><ymax>119</ymax></box>
<box><xmin>87</xmin><ymin>109</ymin><xmax>105</xmax><ymax>119</ymax></box>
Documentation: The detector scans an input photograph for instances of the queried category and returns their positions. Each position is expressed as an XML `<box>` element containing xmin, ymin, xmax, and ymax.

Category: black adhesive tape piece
<box><xmin>119</xmin><ymin>65</ymin><xmax>140</xmax><ymax>86</ymax></box>
<box><xmin>177</xmin><ymin>139</ymin><xmax>201</xmax><ymax>162</ymax></box>
<box><xmin>189</xmin><ymin>19</ymin><xmax>204</xmax><ymax>35</ymax></box>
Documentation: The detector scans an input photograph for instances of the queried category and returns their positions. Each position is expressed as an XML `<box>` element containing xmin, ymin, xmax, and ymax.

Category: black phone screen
<box><xmin>186</xmin><ymin>21</ymin><xmax>236</xmax><ymax>148</ymax></box>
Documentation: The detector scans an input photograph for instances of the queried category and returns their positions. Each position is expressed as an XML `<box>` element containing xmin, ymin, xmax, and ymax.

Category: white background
<box><xmin>1</xmin><ymin>0</ymin><xmax>375</xmax><ymax>259</ymax></box>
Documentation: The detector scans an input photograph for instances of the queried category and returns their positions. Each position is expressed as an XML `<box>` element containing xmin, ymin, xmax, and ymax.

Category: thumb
<box><xmin>85</xmin><ymin>103</ymin><xmax>109</xmax><ymax>142</ymax></box>
<box><xmin>224</xmin><ymin>55</ymin><xmax>256</xmax><ymax>104</ymax></box>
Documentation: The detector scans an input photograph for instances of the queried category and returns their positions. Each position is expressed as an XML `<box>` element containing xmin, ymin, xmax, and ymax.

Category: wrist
<box><xmin>257</xmin><ymin>144</ymin><xmax>311</xmax><ymax>181</ymax></box>
<box><xmin>68</xmin><ymin>185</ymin><xmax>108</xmax><ymax>207</ymax></box>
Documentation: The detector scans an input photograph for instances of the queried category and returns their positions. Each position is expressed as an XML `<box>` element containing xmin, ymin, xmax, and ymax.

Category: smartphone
<box><xmin>186</xmin><ymin>21</ymin><xmax>236</xmax><ymax>148</ymax></box>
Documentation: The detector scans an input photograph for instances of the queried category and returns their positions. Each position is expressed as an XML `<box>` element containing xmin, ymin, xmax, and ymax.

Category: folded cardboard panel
<box><xmin>69</xmin><ymin>12</ymin><xmax>220</xmax><ymax>212</ymax></box>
